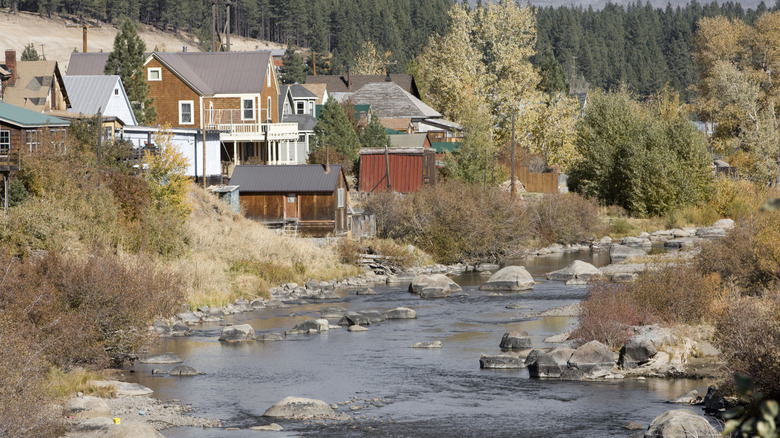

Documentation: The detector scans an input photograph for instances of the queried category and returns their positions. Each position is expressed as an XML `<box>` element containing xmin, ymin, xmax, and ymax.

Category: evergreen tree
<box><xmin>280</xmin><ymin>41</ymin><xmax>306</xmax><ymax>84</ymax></box>
<box><xmin>537</xmin><ymin>49</ymin><xmax>568</xmax><ymax>94</ymax></box>
<box><xmin>21</xmin><ymin>43</ymin><xmax>39</xmax><ymax>61</ymax></box>
<box><xmin>311</xmin><ymin>97</ymin><xmax>361</xmax><ymax>163</ymax></box>
<box><xmin>105</xmin><ymin>18</ymin><xmax>156</xmax><ymax>125</ymax></box>
<box><xmin>359</xmin><ymin>115</ymin><xmax>390</xmax><ymax>149</ymax></box>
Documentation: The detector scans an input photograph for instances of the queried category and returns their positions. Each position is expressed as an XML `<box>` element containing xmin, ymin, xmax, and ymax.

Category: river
<box><xmin>128</xmin><ymin>250</ymin><xmax>716</xmax><ymax>437</ymax></box>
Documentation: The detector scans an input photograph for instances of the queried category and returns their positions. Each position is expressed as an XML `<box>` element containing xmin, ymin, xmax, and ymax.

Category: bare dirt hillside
<box><xmin>0</xmin><ymin>9</ymin><xmax>284</xmax><ymax>73</ymax></box>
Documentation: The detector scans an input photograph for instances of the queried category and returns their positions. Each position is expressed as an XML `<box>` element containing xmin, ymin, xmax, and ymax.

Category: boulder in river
<box><xmin>479</xmin><ymin>266</ymin><xmax>534</xmax><ymax>291</ymax></box>
<box><xmin>287</xmin><ymin>319</ymin><xmax>329</xmax><ymax>335</ymax></box>
<box><xmin>412</xmin><ymin>274</ymin><xmax>461</xmax><ymax>299</ymax></box>
<box><xmin>609</xmin><ymin>244</ymin><xmax>646</xmax><ymax>263</ymax></box>
<box><xmin>499</xmin><ymin>331</ymin><xmax>532</xmax><ymax>350</ymax></box>
<box><xmin>567</xmin><ymin>340</ymin><xmax>615</xmax><ymax>378</ymax></box>
<box><xmin>546</xmin><ymin>260</ymin><xmax>602</xmax><ymax>285</ymax></box>
<box><xmin>479</xmin><ymin>353</ymin><xmax>526</xmax><ymax>369</ymax></box>
<box><xmin>526</xmin><ymin>347</ymin><xmax>575</xmax><ymax>378</ymax></box>
<box><xmin>338</xmin><ymin>312</ymin><xmax>372</xmax><ymax>326</ymax></box>
<box><xmin>218</xmin><ymin>324</ymin><xmax>257</xmax><ymax>342</ymax></box>
<box><xmin>410</xmin><ymin>341</ymin><xmax>442</xmax><ymax>348</ymax></box>
<box><xmin>263</xmin><ymin>396</ymin><xmax>345</xmax><ymax>420</ymax></box>
<box><xmin>643</xmin><ymin>409</ymin><xmax>719</xmax><ymax>438</ymax></box>
<box><xmin>383</xmin><ymin>307</ymin><xmax>417</xmax><ymax>319</ymax></box>
<box><xmin>138</xmin><ymin>352</ymin><xmax>183</xmax><ymax>364</ymax></box>
<box><xmin>170</xmin><ymin>365</ymin><xmax>203</xmax><ymax>376</ymax></box>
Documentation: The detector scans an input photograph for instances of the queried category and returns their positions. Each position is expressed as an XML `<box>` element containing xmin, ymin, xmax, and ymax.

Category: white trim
<box><xmin>212</xmin><ymin>93</ymin><xmax>262</xmax><ymax>98</ymax></box>
<box><xmin>267</xmin><ymin>96</ymin><xmax>272</xmax><ymax>122</ymax></box>
<box><xmin>0</xmin><ymin>129</ymin><xmax>9</xmax><ymax>156</ymax></box>
<box><xmin>241</xmin><ymin>97</ymin><xmax>256</xmax><ymax>121</ymax></box>
<box><xmin>179</xmin><ymin>100</ymin><xmax>194</xmax><ymax>125</ymax></box>
<box><xmin>147</xmin><ymin>67</ymin><xmax>162</xmax><ymax>81</ymax></box>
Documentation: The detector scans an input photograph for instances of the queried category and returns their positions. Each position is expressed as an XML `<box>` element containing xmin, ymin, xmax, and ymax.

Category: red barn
<box><xmin>359</xmin><ymin>147</ymin><xmax>436</xmax><ymax>193</ymax></box>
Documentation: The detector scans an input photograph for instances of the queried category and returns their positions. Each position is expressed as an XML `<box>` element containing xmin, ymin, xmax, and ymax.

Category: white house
<box><xmin>62</xmin><ymin>75</ymin><xmax>137</xmax><ymax>125</ymax></box>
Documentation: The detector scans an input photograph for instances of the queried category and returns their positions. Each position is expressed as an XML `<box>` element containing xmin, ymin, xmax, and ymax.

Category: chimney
<box><xmin>347</xmin><ymin>67</ymin><xmax>351</xmax><ymax>91</ymax></box>
<box><xmin>5</xmin><ymin>50</ymin><xmax>16</xmax><ymax>86</ymax></box>
<box><xmin>182</xmin><ymin>44</ymin><xmax>188</xmax><ymax>52</ymax></box>
<box><xmin>385</xmin><ymin>70</ymin><xmax>391</xmax><ymax>82</ymax></box>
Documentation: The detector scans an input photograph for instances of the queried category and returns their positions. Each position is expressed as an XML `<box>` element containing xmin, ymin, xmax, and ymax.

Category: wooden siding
<box><xmin>146</xmin><ymin>58</ymin><xmax>201</xmax><ymax>128</ymax></box>
<box><xmin>240</xmin><ymin>193</ymin><xmax>283</xmax><ymax>221</ymax></box>
<box><xmin>0</xmin><ymin>122</ymin><xmax>22</xmax><ymax>171</ymax></box>
<box><xmin>359</xmin><ymin>150</ymin><xmax>436</xmax><ymax>193</ymax></box>
<box><xmin>517</xmin><ymin>166</ymin><xmax>562</xmax><ymax>193</ymax></box>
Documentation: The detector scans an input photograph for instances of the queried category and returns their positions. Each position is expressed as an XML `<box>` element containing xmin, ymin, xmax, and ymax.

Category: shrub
<box><xmin>571</xmin><ymin>281</ymin><xmax>645</xmax><ymax>349</ymax></box>
<box><xmin>522</xmin><ymin>193</ymin><xmax>604</xmax><ymax>244</ymax></box>
<box><xmin>609</xmin><ymin>217</ymin><xmax>636</xmax><ymax>236</ymax></box>
<box><xmin>707</xmin><ymin>177</ymin><xmax>767</xmax><ymax>220</ymax></box>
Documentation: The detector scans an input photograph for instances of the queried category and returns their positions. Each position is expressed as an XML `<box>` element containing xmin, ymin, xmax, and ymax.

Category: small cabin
<box><xmin>229</xmin><ymin>164</ymin><xmax>349</xmax><ymax>237</ymax></box>
<box><xmin>359</xmin><ymin>147</ymin><xmax>436</xmax><ymax>193</ymax></box>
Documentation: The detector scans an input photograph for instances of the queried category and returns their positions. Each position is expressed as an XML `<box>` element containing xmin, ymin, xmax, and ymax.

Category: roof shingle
<box><xmin>229</xmin><ymin>164</ymin><xmax>343</xmax><ymax>193</ymax></box>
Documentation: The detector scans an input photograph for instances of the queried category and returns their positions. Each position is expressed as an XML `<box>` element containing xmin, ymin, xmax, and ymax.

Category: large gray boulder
<box><xmin>418</xmin><ymin>274</ymin><xmax>462</xmax><ymax>299</ymax></box>
<box><xmin>263</xmin><ymin>397</ymin><xmax>343</xmax><ymax>420</ymax></box>
<box><xmin>383</xmin><ymin>307</ymin><xmax>417</xmax><ymax>319</ymax></box>
<box><xmin>621</xmin><ymin>236</ymin><xmax>652</xmax><ymax>248</ymax></box>
<box><xmin>643</xmin><ymin>409</ymin><xmax>719</xmax><ymax>437</ymax></box>
<box><xmin>526</xmin><ymin>347</ymin><xmax>575</xmax><ymax>378</ymax></box>
<box><xmin>499</xmin><ymin>331</ymin><xmax>532</xmax><ymax>350</ymax></box>
<box><xmin>546</xmin><ymin>260</ymin><xmax>602</xmax><ymax>285</ymax></box>
<box><xmin>712</xmin><ymin>218</ymin><xmax>735</xmax><ymax>230</ymax></box>
<box><xmin>87</xmin><ymin>381</ymin><xmax>153</xmax><ymax>396</ymax></box>
<box><xmin>610</xmin><ymin>244</ymin><xmax>646</xmax><ymax>263</ymax></box>
<box><xmin>479</xmin><ymin>266</ymin><xmax>534</xmax><ymax>291</ymax></box>
<box><xmin>63</xmin><ymin>396</ymin><xmax>111</xmax><ymax>420</ymax></box>
<box><xmin>480</xmin><ymin>354</ymin><xmax>526</xmax><ymax>369</ymax></box>
<box><xmin>338</xmin><ymin>312</ymin><xmax>372</xmax><ymax>326</ymax></box>
<box><xmin>218</xmin><ymin>324</ymin><xmax>257</xmax><ymax>342</ymax></box>
<box><xmin>619</xmin><ymin>326</ymin><xmax>676</xmax><ymax>370</ymax></box>
<box><xmin>287</xmin><ymin>319</ymin><xmax>329</xmax><ymax>335</ymax></box>
<box><xmin>567</xmin><ymin>340</ymin><xmax>615</xmax><ymax>378</ymax></box>
<box><xmin>170</xmin><ymin>365</ymin><xmax>203</xmax><ymax>376</ymax></box>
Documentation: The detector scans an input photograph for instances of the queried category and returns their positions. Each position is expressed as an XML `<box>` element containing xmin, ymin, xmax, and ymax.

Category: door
<box><xmin>284</xmin><ymin>194</ymin><xmax>298</xmax><ymax>220</ymax></box>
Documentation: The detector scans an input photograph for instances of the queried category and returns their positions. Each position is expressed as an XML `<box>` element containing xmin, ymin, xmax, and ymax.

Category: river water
<box><xmin>128</xmin><ymin>251</ymin><xmax>717</xmax><ymax>437</ymax></box>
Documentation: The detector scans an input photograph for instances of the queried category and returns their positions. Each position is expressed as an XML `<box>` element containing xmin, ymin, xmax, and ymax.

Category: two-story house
<box><xmin>279</xmin><ymin>83</ymin><xmax>318</xmax><ymax>163</ymax></box>
<box><xmin>144</xmin><ymin>51</ymin><xmax>298</xmax><ymax>176</ymax></box>
<box><xmin>1</xmin><ymin>50</ymin><xmax>70</xmax><ymax>113</ymax></box>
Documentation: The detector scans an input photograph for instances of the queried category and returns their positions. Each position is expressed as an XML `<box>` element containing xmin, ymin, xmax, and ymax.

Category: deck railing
<box><xmin>204</xmin><ymin>109</ymin><xmax>298</xmax><ymax>141</ymax></box>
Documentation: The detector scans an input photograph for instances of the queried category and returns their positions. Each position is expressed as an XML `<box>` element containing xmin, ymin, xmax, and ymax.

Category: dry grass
<box><xmin>172</xmin><ymin>187</ymin><xmax>361</xmax><ymax>308</ymax></box>
<box><xmin>47</xmin><ymin>368</ymin><xmax>114</xmax><ymax>398</ymax></box>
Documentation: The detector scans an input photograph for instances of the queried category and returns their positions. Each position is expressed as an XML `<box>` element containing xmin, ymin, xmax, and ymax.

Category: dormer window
<box><xmin>148</xmin><ymin>68</ymin><xmax>161</xmax><ymax>81</ymax></box>
<box><xmin>296</xmin><ymin>101</ymin><xmax>304</xmax><ymax>114</ymax></box>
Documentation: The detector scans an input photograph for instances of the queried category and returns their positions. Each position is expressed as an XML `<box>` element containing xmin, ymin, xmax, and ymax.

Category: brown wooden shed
<box><xmin>359</xmin><ymin>148</ymin><xmax>436</xmax><ymax>193</ymax></box>
<box><xmin>229</xmin><ymin>164</ymin><xmax>349</xmax><ymax>237</ymax></box>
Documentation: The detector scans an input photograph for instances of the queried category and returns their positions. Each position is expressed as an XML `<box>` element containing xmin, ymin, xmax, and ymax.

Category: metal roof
<box><xmin>67</xmin><ymin>52</ymin><xmax>111</xmax><ymax>75</ymax></box>
<box><xmin>389</xmin><ymin>133</ymin><xmax>428</xmax><ymax>148</ymax></box>
<box><xmin>153</xmin><ymin>51</ymin><xmax>272</xmax><ymax>95</ymax></box>
<box><xmin>0</xmin><ymin>101</ymin><xmax>70</xmax><ymax>127</ymax></box>
<box><xmin>62</xmin><ymin>75</ymin><xmax>137</xmax><ymax>125</ymax></box>
<box><xmin>229</xmin><ymin>164</ymin><xmax>343</xmax><ymax>193</ymax></box>
<box><xmin>289</xmin><ymin>83</ymin><xmax>316</xmax><ymax>99</ymax></box>
<box><xmin>351</xmin><ymin>82</ymin><xmax>441</xmax><ymax>119</ymax></box>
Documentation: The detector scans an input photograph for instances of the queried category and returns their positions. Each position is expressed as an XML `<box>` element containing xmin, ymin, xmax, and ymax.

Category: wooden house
<box><xmin>229</xmin><ymin>164</ymin><xmax>349</xmax><ymax>237</ymax></box>
<box><xmin>1</xmin><ymin>50</ymin><xmax>70</xmax><ymax>113</ymax></box>
<box><xmin>0</xmin><ymin>101</ymin><xmax>70</xmax><ymax>210</ymax></box>
<box><xmin>143</xmin><ymin>51</ymin><xmax>299</xmax><ymax>176</ymax></box>
<box><xmin>359</xmin><ymin>147</ymin><xmax>436</xmax><ymax>193</ymax></box>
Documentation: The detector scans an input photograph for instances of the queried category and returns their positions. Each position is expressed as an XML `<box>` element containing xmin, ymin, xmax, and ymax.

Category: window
<box><xmin>287</xmin><ymin>195</ymin><xmax>296</xmax><ymax>203</ymax></box>
<box><xmin>0</xmin><ymin>130</ymin><xmax>9</xmax><ymax>156</ymax></box>
<box><xmin>298</xmin><ymin>134</ymin><xmax>306</xmax><ymax>143</ymax></box>
<box><xmin>25</xmin><ymin>130</ymin><xmax>39</xmax><ymax>152</ymax></box>
<box><xmin>242</xmin><ymin>98</ymin><xmax>255</xmax><ymax>121</ymax></box>
<box><xmin>148</xmin><ymin>68</ymin><xmax>161</xmax><ymax>81</ymax></box>
<box><xmin>308</xmin><ymin>102</ymin><xmax>314</xmax><ymax>115</ymax></box>
<box><xmin>296</xmin><ymin>101</ymin><xmax>304</xmax><ymax>114</ymax></box>
<box><xmin>267</xmin><ymin>97</ymin><xmax>272</xmax><ymax>122</ymax></box>
<box><xmin>179</xmin><ymin>100</ymin><xmax>194</xmax><ymax>125</ymax></box>
<box><xmin>114</xmin><ymin>88</ymin><xmax>119</xmax><ymax>96</ymax></box>
<box><xmin>337</xmin><ymin>188</ymin><xmax>345</xmax><ymax>208</ymax></box>
<box><xmin>267</xmin><ymin>64</ymin><xmax>271</xmax><ymax>87</ymax></box>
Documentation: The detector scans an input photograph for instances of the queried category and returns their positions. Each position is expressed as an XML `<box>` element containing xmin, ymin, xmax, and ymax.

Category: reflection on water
<box><xmin>129</xmin><ymin>252</ymin><xmax>716</xmax><ymax>437</ymax></box>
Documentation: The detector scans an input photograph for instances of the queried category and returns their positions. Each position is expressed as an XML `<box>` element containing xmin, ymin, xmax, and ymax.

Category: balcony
<box><xmin>205</xmin><ymin>109</ymin><xmax>299</xmax><ymax>142</ymax></box>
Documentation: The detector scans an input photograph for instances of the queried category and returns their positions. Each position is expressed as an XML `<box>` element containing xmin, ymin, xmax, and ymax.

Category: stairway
<box><xmin>283</xmin><ymin>219</ymin><xmax>298</xmax><ymax>237</ymax></box>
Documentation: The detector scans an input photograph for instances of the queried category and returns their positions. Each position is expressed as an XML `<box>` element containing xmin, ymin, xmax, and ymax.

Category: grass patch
<box><xmin>47</xmin><ymin>367</ymin><xmax>114</xmax><ymax>398</ymax></box>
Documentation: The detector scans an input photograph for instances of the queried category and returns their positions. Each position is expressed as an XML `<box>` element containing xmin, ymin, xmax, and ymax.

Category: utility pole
<box><xmin>212</xmin><ymin>1</ymin><xmax>235</xmax><ymax>52</ymax></box>
<box><xmin>39</xmin><ymin>44</ymin><xmax>45</xmax><ymax>60</ymax></box>
<box><xmin>66</xmin><ymin>19</ymin><xmax>102</xmax><ymax>53</ymax></box>
<box><xmin>510</xmin><ymin>111</ymin><xmax>516</xmax><ymax>198</ymax></box>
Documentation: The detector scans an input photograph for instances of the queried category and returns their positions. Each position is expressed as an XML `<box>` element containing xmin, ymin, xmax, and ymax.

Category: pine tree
<box><xmin>359</xmin><ymin>115</ymin><xmax>390</xmax><ymax>149</ymax></box>
<box><xmin>280</xmin><ymin>41</ymin><xmax>306</xmax><ymax>84</ymax></box>
<box><xmin>21</xmin><ymin>43</ymin><xmax>39</xmax><ymax>61</ymax></box>
<box><xmin>311</xmin><ymin>97</ymin><xmax>361</xmax><ymax>163</ymax></box>
<box><xmin>537</xmin><ymin>49</ymin><xmax>568</xmax><ymax>94</ymax></box>
<box><xmin>105</xmin><ymin>18</ymin><xmax>156</xmax><ymax>125</ymax></box>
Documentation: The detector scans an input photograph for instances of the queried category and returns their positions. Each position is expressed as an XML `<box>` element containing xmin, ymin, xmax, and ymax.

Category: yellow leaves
<box><xmin>525</xmin><ymin>93</ymin><xmax>581</xmax><ymax>172</ymax></box>
<box><xmin>352</xmin><ymin>41</ymin><xmax>386</xmax><ymax>76</ymax></box>
<box><xmin>143</xmin><ymin>125</ymin><xmax>190</xmax><ymax>219</ymax></box>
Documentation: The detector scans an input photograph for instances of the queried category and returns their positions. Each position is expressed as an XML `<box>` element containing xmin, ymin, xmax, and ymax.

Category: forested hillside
<box><xmin>3</xmin><ymin>0</ymin><xmax>451</xmax><ymax>73</ymax></box>
<box><xmin>535</xmin><ymin>0</ymin><xmax>779</xmax><ymax>100</ymax></box>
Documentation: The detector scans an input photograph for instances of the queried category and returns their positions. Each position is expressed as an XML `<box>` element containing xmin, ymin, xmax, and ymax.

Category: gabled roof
<box><xmin>283</xmin><ymin>114</ymin><xmax>317</xmax><ymax>131</ymax></box>
<box><xmin>2</xmin><ymin>60</ymin><xmax>70</xmax><ymax>112</ymax></box>
<box><xmin>229</xmin><ymin>164</ymin><xmax>344</xmax><ymax>193</ymax></box>
<box><xmin>151</xmin><ymin>52</ymin><xmax>272</xmax><ymax>95</ymax></box>
<box><xmin>306</xmin><ymin>74</ymin><xmax>419</xmax><ymax>98</ymax></box>
<box><xmin>67</xmin><ymin>52</ymin><xmax>111</xmax><ymax>75</ymax></box>
<box><xmin>62</xmin><ymin>75</ymin><xmax>137</xmax><ymax>125</ymax></box>
<box><xmin>0</xmin><ymin>101</ymin><xmax>70</xmax><ymax>128</ymax></box>
<box><xmin>288</xmin><ymin>83</ymin><xmax>316</xmax><ymax>99</ymax></box>
<box><xmin>351</xmin><ymin>82</ymin><xmax>440</xmax><ymax>120</ymax></box>
<box><xmin>389</xmin><ymin>133</ymin><xmax>428</xmax><ymax>148</ymax></box>
<box><xmin>301</xmin><ymin>83</ymin><xmax>327</xmax><ymax>104</ymax></box>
